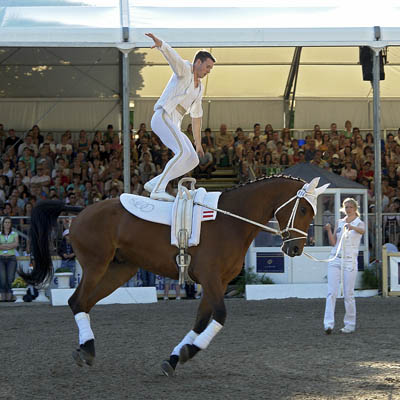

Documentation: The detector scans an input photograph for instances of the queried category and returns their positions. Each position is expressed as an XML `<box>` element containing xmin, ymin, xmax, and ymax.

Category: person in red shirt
<box><xmin>357</xmin><ymin>161</ymin><xmax>374</xmax><ymax>182</ymax></box>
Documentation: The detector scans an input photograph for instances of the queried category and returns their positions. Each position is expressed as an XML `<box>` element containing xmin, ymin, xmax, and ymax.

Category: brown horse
<box><xmin>20</xmin><ymin>175</ymin><xmax>328</xmax><ymax>376</ymax></box>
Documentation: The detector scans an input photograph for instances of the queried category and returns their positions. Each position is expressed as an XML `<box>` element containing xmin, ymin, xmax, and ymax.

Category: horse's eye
<box><xmin>300</xmin><ymin>207</ymin><xmax>306</xmax><ymax>215</ymax></box>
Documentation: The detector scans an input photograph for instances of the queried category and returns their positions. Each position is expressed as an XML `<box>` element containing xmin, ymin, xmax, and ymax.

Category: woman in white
<box><xmin>323</xmin><ymin>198</ymin><xmax>365</xmax><ymax>334</ymax></box>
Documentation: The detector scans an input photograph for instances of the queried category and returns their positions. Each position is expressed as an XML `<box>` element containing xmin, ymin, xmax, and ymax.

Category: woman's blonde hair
<box><xmin>340</xmin><ymin>197</ymin><xmax>360</xmax><ymax>216</ymax></box>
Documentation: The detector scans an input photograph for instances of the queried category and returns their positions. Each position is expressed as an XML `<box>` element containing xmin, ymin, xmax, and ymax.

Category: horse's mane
<box><xmin>223</xmin><ymin>174</ymin><xmax>306</xmax><ymax>193</ymax></box>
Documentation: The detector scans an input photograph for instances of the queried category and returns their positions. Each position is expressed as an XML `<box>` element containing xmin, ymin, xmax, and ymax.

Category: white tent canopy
<box><xmin>1</xmin><ymin>1</ymin><xmax>400</xmax><ymax>132</ymax></box>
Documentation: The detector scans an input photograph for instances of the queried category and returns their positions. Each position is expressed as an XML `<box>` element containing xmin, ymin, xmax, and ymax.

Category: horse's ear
<box><xmin>307</xmin><ymin>177</ymin><xmax>320</xmax><ymax>191</ymax></box>
<box><xmin>315</xmin><ymin>183</ymin><xmax>330</xmax><ymax>197</ymax></box>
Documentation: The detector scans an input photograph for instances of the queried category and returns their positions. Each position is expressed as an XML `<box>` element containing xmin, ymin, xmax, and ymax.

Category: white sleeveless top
<box><xmin>330</xmin><ymin>217</ymin><xmax>365</xmax><ymax>259</ymax></box>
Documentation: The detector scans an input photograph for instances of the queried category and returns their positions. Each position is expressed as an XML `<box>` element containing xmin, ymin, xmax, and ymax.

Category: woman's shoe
<box><xmin>340</xmin><ymin>327</ymin><xmax>355</xmax><ymax>334</ymax></box>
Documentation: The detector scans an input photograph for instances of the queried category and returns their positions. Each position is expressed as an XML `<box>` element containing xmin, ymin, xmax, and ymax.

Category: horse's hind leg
<box><xmin>161</xmin><ymin>295</ymin><xmax>213</xmax><ymax>377</ymax></box>
<box><xmin>70</xmin><ymin>259</ymin><xmax>139</xmax><ymax>367</ymax></box>
<box><xmin>68</xmin><ymin>248</ymin><xmax>115</xmax><ymax>367</ymax></box>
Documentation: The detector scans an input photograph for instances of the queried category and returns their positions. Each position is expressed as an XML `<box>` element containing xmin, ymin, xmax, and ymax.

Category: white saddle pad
<box><xmin>119</xmin><ymin>189</ymin><xmax>221</xmax><ymax>247</ymax></box>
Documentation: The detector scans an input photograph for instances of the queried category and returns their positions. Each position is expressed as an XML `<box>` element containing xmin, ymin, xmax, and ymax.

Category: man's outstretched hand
<box><xmin>145</xmin><ymin>33</ymin><xmax>162</xmax><ymax>48</ymax></box>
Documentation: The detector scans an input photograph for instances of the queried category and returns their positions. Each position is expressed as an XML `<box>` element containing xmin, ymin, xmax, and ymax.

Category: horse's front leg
<box><xmin>161</xmin><ymin>295</ymin><xmax>213</xmax><ymax>377</ymax></box>
<box><xmin>179</xmin><ymin>280</ymin><xmax>226</xmax><ymax>364</ymax></box>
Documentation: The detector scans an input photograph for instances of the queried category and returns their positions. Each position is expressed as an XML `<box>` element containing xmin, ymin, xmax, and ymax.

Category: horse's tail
<box><xmin>18</xmin><ymin>200</ymin><xmax>84</xmax><ymax>286</ymax></box>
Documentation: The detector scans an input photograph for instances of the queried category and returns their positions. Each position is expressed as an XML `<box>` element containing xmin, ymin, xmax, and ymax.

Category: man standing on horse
<box><xmin>144</xmin><ymin>33</ymin><xmax>215</xmax><ymax>201</ymax></box>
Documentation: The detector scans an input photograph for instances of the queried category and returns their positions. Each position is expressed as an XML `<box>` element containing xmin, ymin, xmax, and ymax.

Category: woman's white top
<box><xmin>330</xmin><ymin>217</ymin><xmax>365</xmax><ymax>260</ymax></box>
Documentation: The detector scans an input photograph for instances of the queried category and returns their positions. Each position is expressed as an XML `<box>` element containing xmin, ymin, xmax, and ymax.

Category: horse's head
<box><xmin>275</xmin><ymin>177</ymin><xmax>329</xmax><ymax>257</ymax></box>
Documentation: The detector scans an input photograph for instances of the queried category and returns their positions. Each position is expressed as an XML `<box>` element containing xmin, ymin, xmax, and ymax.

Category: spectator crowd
<box><xmin>0</xmin><ymin>119</ymin><xmax>399</xmax><ymax>251</ymax></box>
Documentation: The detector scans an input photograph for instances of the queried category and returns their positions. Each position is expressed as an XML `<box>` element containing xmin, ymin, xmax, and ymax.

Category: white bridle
<box><xmin>273</xmin><ymin>187</ymin><xmax>315</xmax><ymax>243</ymax></box>
<box><xmin>195</xmin><ymin>177</ymin><xmax>330</xmax><ymax>245</ymax></box>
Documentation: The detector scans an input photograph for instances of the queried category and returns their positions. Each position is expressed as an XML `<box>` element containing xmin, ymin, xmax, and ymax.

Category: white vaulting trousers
<box><xmin>149</xmin><ymin>108</ymin><xmax>198</xmax><ymax>194</ymax></box>
<box><xmin>323</xmin><ymin>257</ymin><xmax>357</xmax><ymax>330</ymax></box>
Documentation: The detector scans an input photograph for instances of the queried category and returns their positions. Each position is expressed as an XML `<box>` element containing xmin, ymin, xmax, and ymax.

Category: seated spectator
<box><xmin>104</xmin><ymin>170</ymin><xmax>124</xmax><ymax>195</ymax></box>
<box><xmin>130</xmin><ymin>174</ymin><xmax>143</xmax><ymax>195</ymax></box>
<box><xmin>75</xmin><ymin>129</ymin><xmax>91</xmax><ymax>154</ymax></box>
<box><xmin>39</xmin><ymin>132</ymin><xmax>57</xmax><ymax>155</ymax></box>
<box><xmin>245</xmin><ymin>149</ymin><xmax>261</xmax><ymax>178</ymax></box>
<box><xmin>92</xmin><ymin>130</ymin><xmax>105</xmax><ymax>151</ymax></box>
<box><xmin>279</xmin><ymin>152</ymin><xmax>290</xmax><ymax>169</ymax></box>
<box><xmin>138</xmin><ymin>153</ymin><xmax>156</xmax><ymax>184</ymax></box>
<box><xmin>201</xmin><ymin>128</ymin><xmax>217</xmax><ymax>159</ymax></box>
<box><xmin>58</xmin><ymin>229</ymin><xmax>76</xmax><ymax>288</ymax></box>
<box><xmin>18</xmin><ymin>148</ymin><xmax>36</xmax><ymax>172</ymax></box>
<box><xmin>66</xmin><ymin>174</ymin><xmax>85</xmax><ymax>196</ymax></box>
<box><xmin>50</xmin><ymin>176</ymin><xmax>66</xmax><ymax>200</ymax></box>
<box><xmin>18</xmin><ymin>133</ymin><xmax>38</xmax><ymax>158</ymax></box>
<box><xmin>310</xmin><ymin>150</ymin><xmax>329</xmax><ymax>168</ymax></box>
<box><xmin>107</xmin><ymin>186</ymin><xmax>120</xmax><ymax>199</ymax></box>
<box><xmin>104</xmin><ymin>124</ymin><xmax>115</xmax><ymax>144</ymax></box>
<box><xmin>239</xmin><ymin>160</ymin><xmax>253</xmax><ymax>182</ymax></box>
<box><xmin>56</xmin><ymin>133</ymin><xmax>73</xmax><ymax>159</ymax></box>
<box><xmin>357</xmin><ymin>160</ymin><xmax>374</xmax><ymax>182</ymax></box>
<box><xmin>30</xmin><ymin>166</ymin><xmax>51</xmax><ymax>193</ymax></box>
<box><xmin>215</xmin><ymin>124</ymin><xmax>234</xmax><ymax>166</ymax></box>
<box><xmin>264</xmin><ymin>124</ymin><xmax>274</xmax><ymax>138</ymax></box>
<box><xmin>36</xmin><ymin>145</ymin><xmax>54</xmax><ymax>172</ymax></box>
<box><xmin>260</xmin><ymin>152</ymin><xmax>277</xmax><ymax>176</ymax></box>
<box><xmin>343</xmin><ymin>120</ymin><xmax>353</xmax><ymax>138</ymax></box>
<box><xmin>185</xmin><ymin>124</ymin><xmax>194</xmax><ymax>144</ymax></box>
<box><xmin>382</xmin><ymin>176</ymin><xmax>395</xmax><ymax>199</ymax></box>
<box><xmin>2</xmin><ymin>160</ymin><xmax>14</xmax><ymax>182</ymax></box>
<box><xmin>314</xmin><ymin>129</ymin><xmax>323</xmax><ymax>148</ymax></box>
<box><xmin>87</xmin><ymin>142</ymin><xmax>102</xmax><ymax>163</ymax></box>
<box><xmin>305</xmin><ymin>139</ymin><xmax>317</xmax><ymax>162</ymax></box>
<box><xmin>5</xmin><ymin>129</ymin><xmax>22</xmax><ymax>153</ymax></box>
<box><xmin>272</xmin><ymin>141</ymin><xmax>285</xmax><ymax>164</ymax></box>
<box><xmin>255</xmin><ymin>141</ymin><xmax>268</xmax><ymax>163</ymax></box>
<box><xmin>194</xmin><ymin>143</ymin><xmax>215</xmax><ymax>179</ymax></box>
<box><xmin>280</xmin><ymin>128</ymin><xmax>292</xmax><ymax>150</ymax></box>
<box><xmin>249</xmin><ymin>123</ymin><xmax>266</xmax><ymax>142</ymax></box>
<box><xmin>341</xmin><ymin>160</ymin><xmax>357</xmax><ymax>181</ymax></box>
<box><xmin>154</xmin><ymin>149</ymin><xmax>170</xmax><ymax>175</ymax></box>
<box><xmin>91</xmin><ymin>172</ymin><xmax>105</xmax><ymax>196</ymax></box>
<box><xmin>329</xmin><ymin>122</ymin><xmax>339</xmax><ymax>139</ymax></box>
<box><xmin>330</xmin><ymin>154</ymin><xmax>343</xmax><ymax>175</ymax></box>
<box><xmin>266</xmin><ymin>131</ymin><xmax>280</xmax><ymax>153</ymax></box>
<box><xmin>111</xmin><ymin>134</ymin><xmax>122</xmax><ymax>153</ymax></box>
<box><xmin>88</xmin><ymin>158</ymin><xmax>105</xmax><ymax>180</ymax></box>
<box><xmin>318</xmin><ymin>133</ymin><xmax>330</xmax><ymax>153</ymax></box>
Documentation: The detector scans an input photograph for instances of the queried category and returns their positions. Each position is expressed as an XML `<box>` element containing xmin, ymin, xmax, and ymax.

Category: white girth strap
<box><xmin>174</xmin><ymin>178</ymin><xmax>196</xmax><ymax>242</ymax></box>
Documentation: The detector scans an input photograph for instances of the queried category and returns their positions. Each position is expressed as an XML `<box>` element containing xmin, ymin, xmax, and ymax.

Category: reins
<box><xmin>195</xmin><ymin>185</ymin><xmax>338</xmax><ymax>263</ymax></box>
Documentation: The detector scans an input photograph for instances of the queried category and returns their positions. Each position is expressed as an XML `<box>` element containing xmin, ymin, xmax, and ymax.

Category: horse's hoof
<box><xmin>72</xmin><ymin>349</ymin><xmax>84</xmax><ymax>367</ymax></box>
<box><xmin>72</xmin><ymin>348</ymin><xmax>95</xmax><ymax>367</ymax></box>
<box><xmin>161</xmin><ymin>360</ymin><xmax>175</xmax><ymax>377</ymax></box>
<box><xmin>179</xmin><ymin>344</ymin><xmax>200</xmax><ymax>364</ymax></box>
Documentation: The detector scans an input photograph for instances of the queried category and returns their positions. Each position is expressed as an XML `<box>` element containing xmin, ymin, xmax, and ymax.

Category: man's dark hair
<box><xmin>194</xmin><ymin>50</ymin><xmax>216</xmax><ymax>64</ymax></box>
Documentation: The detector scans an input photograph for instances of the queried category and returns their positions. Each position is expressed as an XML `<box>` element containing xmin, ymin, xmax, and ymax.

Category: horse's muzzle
<box><xmin>282</xmin><ymin>241</ymin><xmax>304</xmax><ymax>257</ymax></box>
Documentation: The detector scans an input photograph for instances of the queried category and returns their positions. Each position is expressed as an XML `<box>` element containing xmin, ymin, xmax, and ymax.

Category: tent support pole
<box><xmin>120</xmin><ymin>50</ymin><xmax>131</xmax><ymax>194</ymax></box>
<box><xmin>372</xmin><ymin>47</ymin><xmax>383</xmax><ymax>276</ymax></box>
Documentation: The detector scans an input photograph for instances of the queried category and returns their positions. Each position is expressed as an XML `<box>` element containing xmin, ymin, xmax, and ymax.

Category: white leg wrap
<box><xmin>193</xmin><ymin>320</ymin><xmax>223</xmax><ymax>350</ymax></box>
<box><xmin>75</xmin><ymin>312</ymin><xmax>95</xmax><ymax>345</ymax></box>
<box><xmin>171</xmin><ymin>330</ymin><xmax>198</xmax><ymax>356</ymax></box>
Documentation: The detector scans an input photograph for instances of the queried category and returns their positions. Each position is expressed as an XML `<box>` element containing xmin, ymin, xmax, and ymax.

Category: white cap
<box><xmin>63</xmin><ymin>229</ymin><xmax>70</xmax><ymax>237</ymax></box>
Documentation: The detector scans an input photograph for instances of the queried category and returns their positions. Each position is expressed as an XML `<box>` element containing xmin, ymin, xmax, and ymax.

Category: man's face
<box><xmin>220</xmin><ymin>124</ymin><xmax>227</xmax><ymax>134</ymax></box>
<box><xmin>195</xmin><ymin>58</ymin><xmax>214</xmax><ymax>79</ymax></box>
